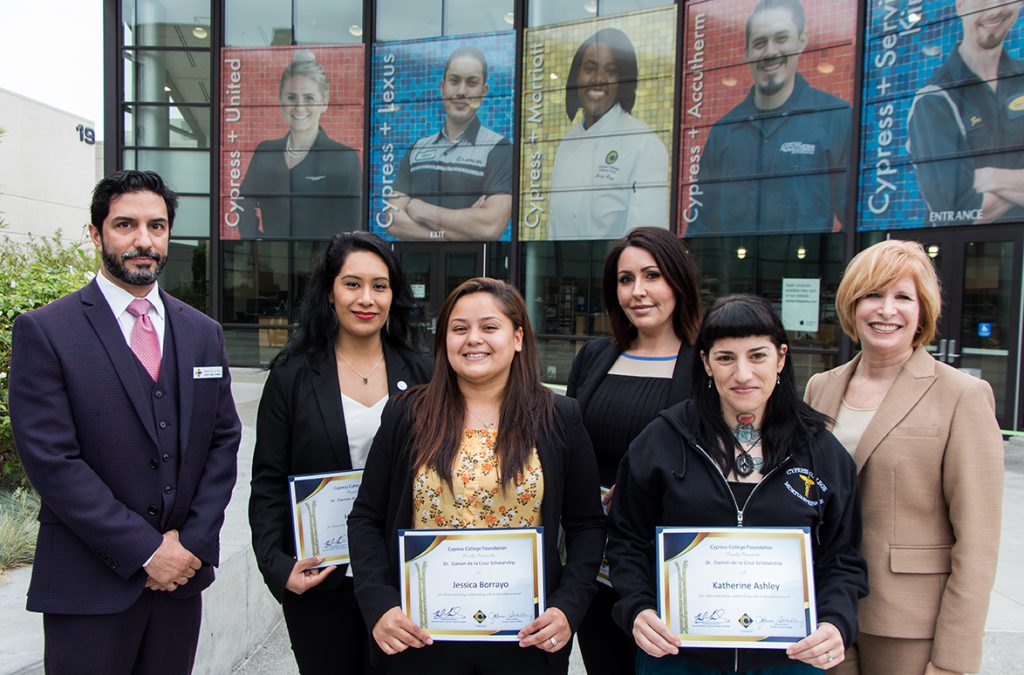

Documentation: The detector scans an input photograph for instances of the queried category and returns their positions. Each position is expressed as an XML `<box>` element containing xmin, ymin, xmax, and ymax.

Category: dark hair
<box><xmin>601</xmin><ymin>227</ymin><xmax>703</xmax><ymax>349</ymax></box>
<box><xmin>745</xmin><ymin>0</ymin><xmax>806</xmax><ymax>48</ymax></box>
<box><xmin>691</xmin><ymin>294</ymin><xmax>828</xmax><ymax>475</ymax></box>
<box><xmin>270</xmin><ymin>232</ymin><xmax>417</xmax><ymax>367</ymax></box>
<box><xmin>565</xmin><ymin>28</ymin><xmax>638</xmax><ymax>120</ymax></box>
<box><xmin>90</xmin><ymin>170</ymin><xmax>178</xmax><ymax>231</ymax></box>
<box><xmin>444</xmin><ymin>45</ymin><xmax>488</xmax><ymax>83</ymax></box>
<box><xmin>410</xmin><ymin>278</ymin><xmax>554</xmax><ymax>489</ymax></box>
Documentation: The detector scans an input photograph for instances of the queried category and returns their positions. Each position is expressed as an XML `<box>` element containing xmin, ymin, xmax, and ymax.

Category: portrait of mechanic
<box><xmin>907</xmin><ymin>0</ymin><xmax>1024</xmax><ymax>225</ymax></box>
<box><xmin>384</xmin><ymin>45</ymin><xmax>513</xmax><ymax>241</ymax></box>
<box><xmin>693</xmin><ymin>0</ymin><xmax>850</xmax><ymax>235</ymax></box>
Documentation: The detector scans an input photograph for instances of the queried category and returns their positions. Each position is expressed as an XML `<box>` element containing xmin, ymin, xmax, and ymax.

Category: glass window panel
<box><xmin>443</xmin><ymin>0</ymin><xmax>515</xmax><ymax>36</ymax></box>
<box><xmin>528</xmin><ymin>0</ymin><xmax>591</xmax><ymax>27</ymax></box>
<box><xmin>124</xmin><ymin>106</ymin><xmax>136</xmax><ymax>147</ymax></box>
<box><xmin>686</xmin><ymin>236</ymin><xmax>757</xmax><ymax>306</ymax></box>
<box><xmin>136</xmin><ymin>150</ymin><xmax>211</xmax><ymax>193</ymax></box>
<box><xmin>224</xmin><ymin>326</ymin><xmax>281</xmax><ymax>367</ymax></box>
<box><xmin>221</xmin><ymin>239</ymin><xmax>291</xmax><ymax>325</ymax></box>
<box><xmin>290</xmin><ymin>240</ymin><xmax>331</xmax><ymax>321</ymax></box>
<box><xmin>537</xmin><ymin>337</ymin><xmax>584</xmax><ymax>385</ymax></box>
<box><xmin>789</xmin><ymin>351</ymin><xmax>838</xmax><ymax>399</ymax></box>
<box><xmin>122</xmin><ymin>0</ymin><xmax>137</xmax><ymax>46</ymax></box>
<box><xmin>162</xmin><ymin>239</ymin><xmax>210</xmax><ymax>314</ymax></box>
<box><xmin>295</xmin><ymin>0</ymin><xmax>364</xmax><ymax>44</ymax></box>
<box><xmin>133</xmin><ymin>0</ymin><xmax>212</xmax><ymax>48</ymax></box>
<box><xmin>171</xmin><ymin>196</ymin><xmax>211</xmax><ymax>237</ymax></box>
<box><xmin>523</xmin><ymin>241</ymin><xmax>595</xmax><ymax>337</ymax></box>
<box><xmin>129</xmin><ymin>105</ymin><xmax>210</xmax><ymax>149</ymax></box>
<box><xmin>376</xmin><ymin>0</ymin><xmax>442</xmax><ymax>41</ymax></box>
<box><xmin>225</xmin><ymin>0</ymin><xmax>291</xmax><ymax>46</ymax></box>
<box><xmin>599</xmin><ymin>0</ymin><xmax>674</xmax><ymax>16</ymax></box>
<box><xmin>125</xmin><ymin>50</ymin><xmax>211</xmax><ymax>105</ymax></box>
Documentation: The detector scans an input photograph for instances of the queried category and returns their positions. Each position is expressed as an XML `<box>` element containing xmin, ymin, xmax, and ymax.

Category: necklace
<box><xmin>465</xmin><ymin>407</ymin><xmax>497</xmax><ymax>430</ymax></box>
<box><xmin>336</xmin><ymin>350</ymin><xmax>384</xmax><ymax>385</ymax></box>
<box><xmin>732</xmin><ymin>413</ymin><xmax>764</xmax><ymax>478</ymax></box>
<box><xmin>285</xmin><ymin>135</ymin><xmax>312</xmax><ymax>159</ymax></box>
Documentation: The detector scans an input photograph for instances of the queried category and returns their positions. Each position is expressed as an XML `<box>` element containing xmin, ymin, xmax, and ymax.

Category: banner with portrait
<box><xmin>519</xmin><ymin>7</ymin><xmax>677</xmax><ymax>242</ymax></box>
<box><xmin>219</xmin><ymin>46</ymin><xmax>365</xmax><ymax>240</ymax></box>
<box><xmin>859</xmin><ymin>0</ymin><xmax>1024</xmax><ymax>230</ymax></box>
<box><xmin>679</xmin><ymin>0</ymin><xmax>857</xmax><ymax>238</ymax></box>
<box><xmin>368</xmin><ymin>32</ymin><xmax>516</xmax><ymax>242</ymax></box>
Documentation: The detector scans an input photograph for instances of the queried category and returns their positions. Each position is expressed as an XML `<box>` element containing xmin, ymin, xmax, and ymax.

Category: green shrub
<box><xmin>0</xmin><ymin>233</ymin><xmax>97</xmax><ymax>488</ymax></box>
<box><xmin>0</xmin><ymin>487</ymin><xmax>40</xmax><ymax>573</ymax></box>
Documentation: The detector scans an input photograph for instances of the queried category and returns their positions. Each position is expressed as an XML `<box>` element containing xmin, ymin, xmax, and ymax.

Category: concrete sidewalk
<box><xmin>2</xmin><ymin>371</ymin><xmax>1023</xmax><ymax>674</ymax></box>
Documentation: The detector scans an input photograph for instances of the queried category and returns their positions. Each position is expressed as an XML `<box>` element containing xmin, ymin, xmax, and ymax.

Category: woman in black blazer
<box><xmin>348</xmin><ymin>278</ymin><xmax>605</xmax><ymax>675</ymax></box>
<box><xmin>566</xmin><ymin>227</ymin><xmax>702</xmax><ymax>675</ymax></box>
<box><xmin>249</xmin><ymin>232</ymin><xmax>432</xmax><ymax>674</ymax></box>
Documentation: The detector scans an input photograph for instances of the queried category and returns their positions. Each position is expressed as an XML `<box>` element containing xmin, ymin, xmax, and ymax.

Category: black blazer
<box><xmin>348</xmin><ymin>392</ymin><xmax>606</xmax><ymax>651</ymax></box>
<box><xmin>566</xmin><ymin>337</ymin><xmax>694</xmax><ymax>416</ymax></box>
<box><xmin>249</xmin><ymin>343</ymin><xmax>432</xmax><ymax>603</ymax></box>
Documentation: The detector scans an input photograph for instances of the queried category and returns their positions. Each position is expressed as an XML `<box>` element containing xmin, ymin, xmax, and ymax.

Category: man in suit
<box><xmin>9</xmin><ymin>170</ymin><xmax>242</xmax><ymax>674</ymax></box>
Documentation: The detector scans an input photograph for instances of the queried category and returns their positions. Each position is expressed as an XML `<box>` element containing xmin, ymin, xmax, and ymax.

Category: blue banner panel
<box><xmin>369</xmin><ymin>32</ymin><xmax>516</xmax><ymax>242</ymax></box>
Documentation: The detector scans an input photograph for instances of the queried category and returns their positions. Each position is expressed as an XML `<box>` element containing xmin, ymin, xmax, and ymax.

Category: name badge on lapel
<box><xmin>193</xmin><ymin>366</ymin><xmax>223</xmax><ymax>379</ymax></box>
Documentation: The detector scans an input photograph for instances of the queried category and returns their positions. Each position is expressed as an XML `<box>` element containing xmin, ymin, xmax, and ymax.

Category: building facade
<box><xmin>0</xmin><ymin>88</ymin><xmax>101</xmax><ymax>243</ymax></box>
<box><xmin>103</xmin><ymin>0</ymin><xmax>1024</xmax><ymax>431</ymax></box>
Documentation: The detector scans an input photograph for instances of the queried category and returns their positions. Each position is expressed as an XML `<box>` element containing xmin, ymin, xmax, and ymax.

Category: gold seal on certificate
<box><xmin>657</xmin><ymin>527</ymin><xmax>816</xmax><ymax>649</ymax></box>
<box><xmin>289</xmin><ymin>469</ymin><xmax>363</xmax><ymax>567</ymax></box>
<box><xmin>398</xmin><ymin>528</ymin><xmax>545</xmax><ymax>641</ymax></box>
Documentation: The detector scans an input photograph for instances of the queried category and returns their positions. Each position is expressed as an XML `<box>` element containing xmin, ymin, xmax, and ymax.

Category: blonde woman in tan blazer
<box><xmin>805</xmin><ymin>240</ymin><xmax>1003</xmax><ymax>675</ymax></box>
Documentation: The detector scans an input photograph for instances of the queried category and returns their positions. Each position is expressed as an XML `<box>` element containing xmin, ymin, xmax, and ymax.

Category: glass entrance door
<box><xmin>898</xmin><ymin>229</ymin><xmax>1022</xmax><ymax>430</ymax></box>
<box><xmin>395</xmin><ymin>244</ymin><xmax>484</xmax><ymax>354</ymax></box>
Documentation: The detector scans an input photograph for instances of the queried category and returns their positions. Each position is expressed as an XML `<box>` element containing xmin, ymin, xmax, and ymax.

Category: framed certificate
<box><xmin>289</xmin><ymin>469</ymin><xmax>363</xmax><ymax>568</ymax></box>
<box><xmin>398</xmin><ymin>528</ymin><xmax>545</xmax><ymax>641</ymax></box>
<box><xmin>656</xmin><ymin>527</ymin><xmax>816</xmax><ymax>649</ymax></box>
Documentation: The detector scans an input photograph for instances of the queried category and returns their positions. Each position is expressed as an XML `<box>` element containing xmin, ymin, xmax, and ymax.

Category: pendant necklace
<box><xmin>336</xmin><ymin>350</ymin><xmax>384</xmax><ymax>385</ymax></box>
<box><xmin>733</xmin><ymin>413</ymin><xmax>764</xmax><ymax>478</ymax></box>
<box><xmin>465</xmin><ymin>407</ymin><xmax>497</xmax><ymax>430</ymax></box>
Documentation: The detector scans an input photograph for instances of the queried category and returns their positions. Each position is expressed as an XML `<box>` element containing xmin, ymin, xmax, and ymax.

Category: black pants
<box><xmin>282</xmin><ymin>576</ymin><xmax>381</xmax><ymax>675</ymax></box>
<box><xmin>44</xmin><ymin>589</ymin><xmax>202</xmax><ymax>674</ymax></box>
<box><xmin>383</xmin><ymin>640</ymin><xmax>571</xmax><ymax>675</ymax></box>
<box><xmin>577</xmin><ymin>583</ymin><xmax>636</xmax><ymax>675</ymax></box>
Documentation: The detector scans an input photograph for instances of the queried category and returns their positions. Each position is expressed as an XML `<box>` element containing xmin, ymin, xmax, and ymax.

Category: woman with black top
<box><xmin>607</xmin><ymin>295</ymin><xmax>867</xmax><ymax>674</ymax></box>
<box><xmin>567</xmin><ymin>227</ymin><xmax>702</xmax><ymax>675</ymax></box>
<box><xmin>249</xmin><ymin>233</ymin><xmax>431</xmax><ymax>674</ymax></box>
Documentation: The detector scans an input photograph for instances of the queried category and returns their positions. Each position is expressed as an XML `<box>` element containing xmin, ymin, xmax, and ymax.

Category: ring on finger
<box><xmin>549</xmin><ymin>637</ymin><xmax>558</xmax><ymax>648</ymax></box>
<box><xmin>825</xmin><ymin>651</ymin><xmax>833</xmax><ymax>663</ymax></box>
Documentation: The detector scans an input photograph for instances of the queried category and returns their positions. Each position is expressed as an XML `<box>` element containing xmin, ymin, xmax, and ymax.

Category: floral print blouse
<box><xmin>412</xmin><ymin>428</ymin><xmax>544</xmax><ymax>529</ymax></box>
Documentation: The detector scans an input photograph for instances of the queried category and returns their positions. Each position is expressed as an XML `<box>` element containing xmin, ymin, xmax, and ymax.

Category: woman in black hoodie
<box><xmin>607</xmin><ymin>295</ymin><xmax>867</xmax><ymax>674</ymax></box>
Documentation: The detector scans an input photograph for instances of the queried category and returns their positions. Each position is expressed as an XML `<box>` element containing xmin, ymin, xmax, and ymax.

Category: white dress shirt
<box><xmin>94</xmin><ymin>270</ymin><xmax>166</xmax><ymax>353</ymax></box>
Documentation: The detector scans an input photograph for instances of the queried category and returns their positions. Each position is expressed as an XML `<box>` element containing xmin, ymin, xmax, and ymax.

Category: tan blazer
<box><xmin>805</xmin><ymin>346</ymin><xmax>1003</xmax><ymax>674</ymax></box>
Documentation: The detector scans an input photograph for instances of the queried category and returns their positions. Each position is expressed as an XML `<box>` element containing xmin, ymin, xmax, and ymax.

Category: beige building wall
<box><xmin>0</xmin><ymin>88</ymin><xmax>100</xmax><ymax>244</ymax></box>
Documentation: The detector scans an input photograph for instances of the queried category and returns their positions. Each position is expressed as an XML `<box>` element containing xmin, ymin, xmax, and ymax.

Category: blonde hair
<box><xmin>835</xmin><ymin>239</ymin><xmax>941</xmax><ymax>348</ymax></box>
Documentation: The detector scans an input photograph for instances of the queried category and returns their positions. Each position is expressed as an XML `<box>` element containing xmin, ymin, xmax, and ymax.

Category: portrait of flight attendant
<box><xmin>236</xmin><ymin>49</ymin><xmax>362</xmax><ymax>239</ymax></box>
<box><xmin>548</xmin><ymin>29</ymin><xmax>670</xmax><ymax>241</ymax></box>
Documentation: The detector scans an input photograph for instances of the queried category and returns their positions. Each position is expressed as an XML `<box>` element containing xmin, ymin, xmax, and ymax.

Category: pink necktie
<box><xmin>127</xmin><ymin>298</ymin><xmax>161</xmax><ymax>381</ymax></box>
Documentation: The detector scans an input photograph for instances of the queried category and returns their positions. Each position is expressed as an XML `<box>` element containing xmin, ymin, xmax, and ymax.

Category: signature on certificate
<box><xmin>692</xmin><ymin>609</ymin><xmax>729</xmax><ymax>627</ymax></box>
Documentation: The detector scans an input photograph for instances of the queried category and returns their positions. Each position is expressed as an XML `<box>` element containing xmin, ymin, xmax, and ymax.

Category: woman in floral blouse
<box><xmin>348</xmin><ymin>277</ymin><xmax>606</xmax><ymax>675</ymax></box>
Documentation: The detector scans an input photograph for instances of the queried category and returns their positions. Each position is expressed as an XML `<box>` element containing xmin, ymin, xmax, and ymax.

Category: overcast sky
<box><xmin>0</xmin><ymin>2</ymin><xmax>105</xmax><ymax>139</ymax></box>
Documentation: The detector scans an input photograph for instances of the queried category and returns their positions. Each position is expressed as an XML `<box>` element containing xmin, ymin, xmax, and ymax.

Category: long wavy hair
<box><xmin>410</xmin><ymin>278</ymin><xmax>554</xmax><ymax>489</ymax></box>
<box><xmin>691</xmin><ymin>294</ymin><xmax>829</xmax><ymax>475</ymax></box>
<box><xmin>269</xmin><ymin>232</ymin><xmax>417</xmax><ymax>367</ymax></box>
<box><xmin>601</xmin><ymin>227</ymin><xmax>703</xmax><ymax>349</ymax></box>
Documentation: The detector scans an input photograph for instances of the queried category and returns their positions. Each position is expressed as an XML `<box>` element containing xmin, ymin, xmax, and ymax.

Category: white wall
<box><xmin>0</xmin><ymin>88</ymin><xmax>100</xmax><ymax>244</ymax></box>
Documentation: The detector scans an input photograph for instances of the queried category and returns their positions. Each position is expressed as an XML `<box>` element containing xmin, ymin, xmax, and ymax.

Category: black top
<box><xmin>908</xmin><ymin>46</ymin><xmax>1024</xmax><ymax>224</ymax></box>
<box><xmin>347</xmin><ymin>392</ymin><xmax>606</xmax><ymax>655</ymax></box>
<box><xmin>607</xmin><ymin>399</ymin><xmax>867</xmax><ymax>671</ymax></box>
<box><xmin>248</xmin><ymin>344</ymin><xmax>432</xmax><ymax>603</ymax></box>
<box><xmin>236</xmin><ymin>127</ymin><xmax>362</xmax><ymax>239</ymax></box>
<box><xmin>584</xmin><ymin>374</ymin><xmax>672</xmax><ymax>486</ymax></box>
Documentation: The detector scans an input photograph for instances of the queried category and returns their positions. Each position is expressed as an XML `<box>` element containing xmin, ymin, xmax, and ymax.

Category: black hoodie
<box><xmin>607</xmin><ymin>399</ymin><xmax>868</xmax><ymax>672</ymax></box>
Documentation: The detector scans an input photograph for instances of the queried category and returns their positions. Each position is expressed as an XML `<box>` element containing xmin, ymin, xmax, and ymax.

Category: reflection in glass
<box><xmin>443</xmin><ymin>0</ymin><xmax>515</xmax><ymax>37</ymax></box>
<box><xmin>376</xmin><ymin>0</ymin><xmax>443</xmax><ymax>41</ymax></box>
<box><xmin>133</xmin><ymin>0</ymin><xmax>212</xmax><ymax>48</ymax></box>
<box><xmin>527</xmin><ymin>0</ymin><xmax>589</xmax><ymax>27</ymax></box>
<box><xmin>129</xmin><ymin>105</ymin><xmax>210</xmax><ymax>149</ymax></box>
<box><xmin>295</xmin><ymin>0</ymin><xmax>363</xmax><ymax>44</ymax></box>
<box><xmin>124</xmin><ymin>50</ymin><xmax>212</xmax><ymax>105</ymax></box>
<box><xmin>225</xmin><ymin>0</ymin><xmax>291</xmax><ymax>46</ymax></box>
<box><xmin>136</xmin><ymin>150</ymin><xmax>210</xmax><ymax>193</ymax></box>
<box><xmin>162</xmin><ymin>239</ymin><xmax>210</xmax><ymax>314</ymax></box>
<box><xmin>222</xmin><ymin>240</ymin><xmax>291</xmax><ymax>325</ymax></box>
<box><xmin>522</xmin><ymin>240</ymin><xmax>608</xmax><ymax>338</ymax></box>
